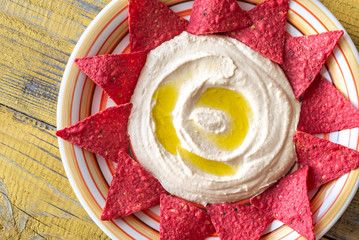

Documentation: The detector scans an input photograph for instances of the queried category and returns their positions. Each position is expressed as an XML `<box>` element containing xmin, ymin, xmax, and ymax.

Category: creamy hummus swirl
<box><xmin>128</xmin><ymin>32</ymin><xmax>300</xmax><ymax>204</ymax></box>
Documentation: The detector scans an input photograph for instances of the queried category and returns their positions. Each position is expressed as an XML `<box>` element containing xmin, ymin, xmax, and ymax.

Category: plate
<box><xmin>57</xmin><ymin>0</ymin><xmax>359</xmax><ymax>239</ymax></box>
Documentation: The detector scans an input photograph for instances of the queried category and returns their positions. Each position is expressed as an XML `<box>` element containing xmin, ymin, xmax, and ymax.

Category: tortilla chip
<box><xmin>280</xmin><ymin>30</ymin><xmax>343</xmax><ymax>98</ymax></box>
<box><xmin>206</xmin><ymin>203</ymin><xmax>272</xmax><ymax>240</ymax></box>
<box><xmin>75</xmin><ymin>52</ymin><xmax>147</xmax><ymax>105</ymax></box>
<box><xmin>251</xmin><ymin>166</ymin><xmax>315</xmax><ymax>240</ymax></box>
<box><xmin>160</xmin><ymin>194</ymin><xmax>215</xmax><ymax>240</ymax></box>
<box><xmin>101</xmin><ymin>152</ymin><xmax>167</xmax><ymax>220</ymax></box>
<box><xmin>228</xmin><ymin>0</ymin><xmax>289</xmax><ymax>64</ymax></box>
<box><xmin>294</xmin><ymin>131</ymin><xmax>359</xmax><ymax>190</ymax></box>
<box><xmin>298</xmin><ymin>75</ymin><xmax>359</xmax><ymax>134</ymax></box>
<box><xmin>129</xmin><ymin>0</ymin><xmax>189</xmax><ymax>53</ymax></box>
<box><xmin>56</xmin><ymin>103</ymin><xmax>132</xmax><ymax>162</ymax></box>
<box><xmin>187</xmin><ymin>0</ymin><xmax>251</xmax><ymax>35</ymax></box>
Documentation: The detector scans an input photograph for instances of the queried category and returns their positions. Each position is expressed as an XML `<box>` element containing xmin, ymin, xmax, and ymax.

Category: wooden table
<box><xmin>0</xmin><ymin>0</ymin><xmax>358</xmax><ymax>239</ymax></box>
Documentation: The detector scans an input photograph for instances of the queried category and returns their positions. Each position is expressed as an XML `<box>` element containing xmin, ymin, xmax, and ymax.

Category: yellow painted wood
<box><xmin>324</xmin><ymin>191</ymin><xmax>359</xmax><ymax>240</ymax></box>
<box><xmin>0</xmin><ymin>105</ymin><xmax>109</xmax><ymax>239</ymax></box>
<box><xmin>0</xmin><ymin>0</ymin><xmax>358</xmax><ymax>239</ymax></box>
<box><xmin>319</xmin><ymin>0</ymin><xmax>359</xmax><ymax>48</ymax></box>
<box><xmin>0</xmin><ymin>0</ymin><xmax>111</xmax><ymax>126</ymax></box>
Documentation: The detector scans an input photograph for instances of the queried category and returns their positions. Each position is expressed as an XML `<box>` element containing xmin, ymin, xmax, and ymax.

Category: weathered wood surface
<box><xmin>0</xmin><ymin>0</ymin><xmax>358</xmax><ymax>239</ymax></box>
<box><xmin>0</xmin><ymin>105</ymin><xmax>108</xmax><ymax>239</ymax></box>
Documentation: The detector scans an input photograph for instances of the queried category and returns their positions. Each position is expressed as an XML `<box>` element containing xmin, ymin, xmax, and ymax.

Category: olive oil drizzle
<box><xmin>152</xmin><ymin>84</ymin><xmax>251</xmax><ymax>176</ymax></box>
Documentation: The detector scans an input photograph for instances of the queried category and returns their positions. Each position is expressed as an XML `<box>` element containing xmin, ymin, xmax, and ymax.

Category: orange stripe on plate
<box><xmin>100</xmin><ymin>92</ymin><xmax>108</xmax><ymax>111</ymax></box>
<box><xmin>311</xmin><ymin>181</ymin><xmax>336</xmax><ymax>217</ymax></box>
<box><xmin>176</xmin><ymin>9</ymin><xmax>191</xmax><ymax>17</ymax></box>
<box><xmin>290</xmin><ymin>8</ymin><xmax>318</xmax><ymax>34</ymax></box>
<box><xmin>278</xmin><ymin>229</ymin><xmax>295</xmax><ymax>240</ymax></box>
<box><xmin>315</xmin><ymin>174</ymin><xmax>349</xmax><ymax>224</ymax></box>
<box><xmin>122</xmin><ymin>44</ymin><xmax>131</xmax><ymax>54</ymax></box>
<box><xmin>293</xmin><ymin>0</ymin><xmax>329</xmax><ymax>32</ymax></box>
<box><xmin>143</xmin><ymin>209</ymin><xmax>160</xmax><ymax>223</ymax></box>
<box><xmin>106</xmin><ymin>157</ymin><xmax>116</xmax><ymax>176</ymax></box>
<box><xmin>123</xmin><ymin>216</ymin><xmax>159</xmax><ymax>238</ymax></box>
<box><xmin>337</xmin><ymin>44</ymin><xmax>359</xmax><ymax>101</ymax></box>
<box><xmin>332</xmin><ymin>51</ymin><xmax>350</xmax><ymax>101</ymax></box>
<box><xmin>97</xmin><ymin>17</ymin><xmax>129</xmax><ymax>55</ymax></box>
<box><xmin>110</xmin><ymin>219</ymin><xmax>135</xmax><ymax>239</ymax></box>
<box><xmin>80</xmin><ymin>148</ymin><xmax>105</xmax><ymax>207</ymax></box>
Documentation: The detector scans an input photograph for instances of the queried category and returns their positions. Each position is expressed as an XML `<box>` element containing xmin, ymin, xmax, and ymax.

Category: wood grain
<box><xmin>0</xmin><ymin>1</ymin><xmax>112</xmax><ymax>237</ymax></box>
<box><xmin>0</xmin><ymin>104</ymin><xmax>109</xmax><ymax>239</ymax></box>
<box><xmin>0</xmin><ymin>0</ymin><xmax>111</xmax><ymax>126</ymax></box>
<box><xmin>319</xmin><ymin>0</ymin><xmax>359</xmax><ymax>48</ymax></box>
<box><xmin>324</xmin><ymin>191</ymin><xmax>359</xmax><ymax>240</ymax></box>
<box><xmin>0</xmin><ymin>0</ymin><xmax>358</xmax><ymax>239</ymax></box>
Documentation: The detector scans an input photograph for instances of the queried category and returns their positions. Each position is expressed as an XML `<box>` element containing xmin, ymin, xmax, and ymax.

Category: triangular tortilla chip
<box><xmin>160</xmin><ymin>194</ymin><xmax>215</xmax><ymax>240</ymax></box>
<box><xmin>56</xmin><ymin>103</ymin><xmax>132</xmax><ymax>162</ymax></box>
<box><xmin>187</xmin><ymin>0</ymin><xmax>251</xmax><ymax>35</ymax></box>
<box><xmin>101</xmin><ymin>152</ymin><xmax>167</xmax><ymax>220</ymax></box>
<box><xmin>294</xmin><ymin>131</ymin><xmax>359</xmax><ymax>190</ymax></box>
<box><xmin>129</xmin><ymin>0</ymin><xmax>189</xmax><ymax>53</ymax></box>
<box><xmin>298</xmin><ymin>75</ymin><xmax>359</xmax><ymax>133</ymax></box>
<box><xmin>251</xmin><ymin>166</ymin><xmax>315</xmax><ymax>240</ymax></box>
<box><xmin>75</xmin><ymin>52</ymin><xmax>147</xmax><ymax>105</ymax></box>
<box><xmin>206</xmin><ymin>203</ymin><xmax>272</xmax><ymax>240</ymax></box>
<box><xmin>280</xmin><ymin>30</ymin><xmax>343</xmax><ymax>98</ymax></box>
<box><xmin>228</xmin><ymin>0</ymin><xmax>289</xmax><ymax>63</ymax></box>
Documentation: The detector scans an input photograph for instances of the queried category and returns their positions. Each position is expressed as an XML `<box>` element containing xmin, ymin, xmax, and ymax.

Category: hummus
<box><xmin>128</xmin><ymin>32</ymin><xmax>300</xmax><ymax>205</ymax></box>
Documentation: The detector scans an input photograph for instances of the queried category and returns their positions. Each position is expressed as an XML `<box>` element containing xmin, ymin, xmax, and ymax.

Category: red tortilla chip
<box><xmin>160</xmin><ymin>194</ymin><xmax>215</xmax><ymax>240</ymax></box>
<box><xmin>298</xmin><ymin>75</ymin><xmax>359</xmax><ymax>134</ymax></box>
<box><xmin>101</xmin><ymin>152</ymin><xmax>167</xmax><ymax>220</ymax></box>
<box><xmin>294</xmin><ymin>131</ymin><xmax>359</xmax><ymax>190</ymax></box>
<box><xmin>56</xmin><ymin>103</ymin><xmax>132</xmax><ymax>162</ymax></box>
<box><xmin>187</xmin><ymin>0</ymin><xmax>251</xmax><ymax>35</ymax></box>
<box><xmin>75</xmin><ymin>52</ymin><xmax>147</xmax><ymax>105</ymax></box>
<box><xmin>251</xmin><ymin>166</ymin><xmax>315</xmax><ymax>240</ymax></box>
<box><xmin>280</xmin><ymin>30</ymin><xmax>343</xmax><ymax>98</ymax></box>
<box><xmin>129</xmin><ymin>0</ymin><xmax>189</xmax><ymax>53</ymax></box>
<box><xmin>206</xmin><ymin>203</ymin><xmax>273</xmax><ymax>240</ymax></box>
<box><xmin>228</xmin><ymin>0</ymin><xmax>289</xmax><ymax>64</ymax></box>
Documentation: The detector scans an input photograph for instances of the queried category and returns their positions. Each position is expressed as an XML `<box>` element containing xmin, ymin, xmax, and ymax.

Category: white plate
<box><xmin>57</xmin><ymin>0</ymin><xmax>359</xmax><ymax>239</ymax></box>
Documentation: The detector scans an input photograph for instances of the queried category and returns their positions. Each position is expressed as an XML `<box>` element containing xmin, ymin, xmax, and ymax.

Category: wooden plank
<box><xmin>323</xmin><ymin>190</ymin><xmax>359</xmax><ymax>240</ymax></box>
<box><xmin>0</xmin><ymin>0</ymin><xmax>111</xmax><ymax>126</ymax></box>
<box><xmin>0</xmin><ymin>104</ymin><xmax>109</xmax><ymax>239</ymax></box>
<box><xmin>319</xmin><ymin>0</ymin><xmax>359</xmax><ymax>48</ymax></box>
